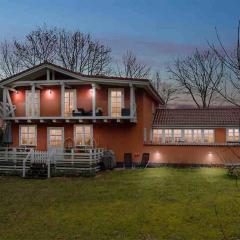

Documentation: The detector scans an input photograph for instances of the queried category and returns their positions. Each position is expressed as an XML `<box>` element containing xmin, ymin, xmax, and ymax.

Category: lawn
<box><xmin>1</xmin><ymin>168</ymin><xmax>240</xmax><ymax>240</ymax></box>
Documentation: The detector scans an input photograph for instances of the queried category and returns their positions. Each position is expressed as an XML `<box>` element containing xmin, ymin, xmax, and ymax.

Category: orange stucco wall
<box><xmin>215</xmin><ymin>128</ymin><xmax>226</xmax><ymax>143</ymax></box>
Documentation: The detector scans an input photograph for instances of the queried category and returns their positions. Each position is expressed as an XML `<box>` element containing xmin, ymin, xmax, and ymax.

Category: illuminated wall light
<box><xmin>49</xmin><ymin>89</ymin><xmax>52</xmax><ymax>94</ymax></box>
<box><xmin>15</xmin><ymin>90</ymin><xmax>19</xmax><ymax>94</ymax></box>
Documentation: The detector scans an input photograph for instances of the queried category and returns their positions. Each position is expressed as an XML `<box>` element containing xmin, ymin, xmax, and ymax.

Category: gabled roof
<box><xmin>0</xmin><ymin>62</ymin><xmax>164</xmax><ymax>104</ymax></box>
<box><xmin>153</xmin><ymin>107</ymin><xmax>240</xmax><ymax>127</ymax></box>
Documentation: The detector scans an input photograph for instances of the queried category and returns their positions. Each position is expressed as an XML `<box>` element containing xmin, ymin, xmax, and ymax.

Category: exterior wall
<box><xmin>142</xmin><ymin>145</ymin><xmax>240</xmax><ymax>165</ymax></box>
<box><xmin>11</xmin><ymin>88</ymin><xmax>27</xmax><ymax>117</ymax></box>
<box><xmin>215</xmin><ymin>128</ymin><xmax>226</xmax><ymax>143</ymax></box>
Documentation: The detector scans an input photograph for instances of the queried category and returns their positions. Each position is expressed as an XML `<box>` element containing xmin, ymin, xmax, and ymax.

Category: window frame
<box><xmin>19</xmin><ymin>125</ymin><xmax>37</xmax><ymax>146</ymax></box>
<box><xmin>64</xmin><ymin>89</ymin><xmax>76</xmax><ymax>117</ymax></box>
<box><xmin>108</xmin><ymin>88</ymin><xmax>124</xmax><ymax>117</ymax></box>
<box><xmin>25</xmin><ymin>90</ymin><xmax>40</xmax><ymax>117</ymax></box>
<box><xmin>227</xmin><ymin>128</ymin><xmax>240</xmax><ymax>142</ymax></box>
<box><xmin>47</xmin><ymin>127</ymin><xmax>64</xmax><ymax>149</ymax></box>
<box><xmin>74</xmin><ymin>125</ymin><xmax>93</xmax><ymax>146</ymax></box>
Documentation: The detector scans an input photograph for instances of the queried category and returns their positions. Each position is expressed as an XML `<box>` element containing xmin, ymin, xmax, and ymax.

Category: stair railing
<box><xmin>22</xmin><ymin>148</ymin><xmax>34</xmax><ymax>178</ymax></box>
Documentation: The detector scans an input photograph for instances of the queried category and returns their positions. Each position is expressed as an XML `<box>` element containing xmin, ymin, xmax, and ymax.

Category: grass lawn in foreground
<box><xmin>0</xmin><ymin>168</ymin><xmax>240</xmax><ymax>240</ymax></box>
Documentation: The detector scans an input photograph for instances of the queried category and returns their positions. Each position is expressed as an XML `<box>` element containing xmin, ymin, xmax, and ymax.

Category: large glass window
<box><xmin>20</xmin><ymin>125</ymin><xmax>37</xmax><ymax>146</ymax></box>
<box><xmin>64</xmin><ymin>89</ymin><xmax>75</xmax><ymax>117</ymax></box>
<box><xmin>75</xmin><ymin>125</ymin><xmax>93</xmax><ymax>146</ymax></box>
<box><xmin>109</xmin><ymin>89</ymin><xmax>123</xmax><ymax>117</ymax></box>
<box><xmin>203</xmin><ymin>129</ymin><xmax>214</xmax><ymax>143</ymax></box>
<box><xmin>48</xmin><ymin>128</ymin><xmax>64</xmax><ymax>148</ymax></box>
<box><xmin>184</xmin><ymin>129</ymin><xmax>192</xmax><ymax>143</ymax></box>
<box><xmin>173</xmin><ymin>129</ymin><xmax>182</xmax><ymax>143</ymax></box>
<box><xmin>193</xmin><ymin>129</ymin><xmax>202</xmax><ymax>143</ymax></box>
<box><xmin>26</xmin><ymin>90</ymin><xmax>40</xmax><ymax>117</ymax></box>
<box><xmin>227</xmin><ymin>128</ymin><xmax>239</xmax><ymax>142</ymax></box>
<box><xmin>153</xmin><ymin>129</ymin><xmax>163</xmax><ymax>144</ymax></box>
<box><xmin>165</xmin><ymin>129</ymin><xmax>173</xmax><ymax>143</ymax></box>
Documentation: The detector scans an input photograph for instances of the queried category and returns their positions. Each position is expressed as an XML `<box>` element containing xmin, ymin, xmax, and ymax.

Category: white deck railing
<box><xmin>0</xmin><ymin>147</ymin><xmax>104</xmax><ymax>178</ymax></box>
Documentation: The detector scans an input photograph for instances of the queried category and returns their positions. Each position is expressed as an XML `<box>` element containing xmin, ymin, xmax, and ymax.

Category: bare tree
<box><xmin>14</xmin><ymin>25</ymin><xmax>58</xmax><ymax>68</ymax></box>
<box><xmin>0</xmin><ymin>41</ymin><xmax>21</xmax><ymax>78</ymax></box>
<box><xmin>169</xmin><ymin>49</ymin><xmax>224</xmax><ymax>108</ymax></box>
<box><xmin>209</xmin><ymin>21</ymin><xmax>240</xmax><ymax>106</ymax></box>
<box><xmin>117</xmin><ymin>51</ymin><xmax>151</xmax><ymax>79</ymax></box>
<box><xmin>57</xmin><ymin>30</ymin><xmax>112</xmax><ymax>75</ymax></box>
<box><xmin>152</xmin><ymin>71</ymin><xmax>178</xmax><ymax>105</ymax></box>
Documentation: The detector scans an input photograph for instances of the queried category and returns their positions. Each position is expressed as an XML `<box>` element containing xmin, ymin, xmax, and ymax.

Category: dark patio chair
<box><xmin>139</xmin><ymin>153</ymin><xmax>150</xmax><ymax>168</ymax></box>
<box><xmin>124</xmin><ymin>153</ymin><xmax>133</xmax><ymax>168</ymax></box>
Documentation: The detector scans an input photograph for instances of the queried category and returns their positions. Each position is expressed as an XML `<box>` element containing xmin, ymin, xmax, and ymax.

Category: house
<box><xmin>0</xmin><ymin>62</ymin><xmax>239</xmax><ymax>169</ymax></box>
<box><xmin>0</xmin><ymin>62</ymin><xmax>162</xmax><ymax>166</ymax></box>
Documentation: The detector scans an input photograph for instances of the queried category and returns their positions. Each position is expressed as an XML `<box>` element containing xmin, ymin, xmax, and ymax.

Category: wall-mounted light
<box><xmin>15</xmin><ymin>90</ymin><xmax>19</xmax><ymax>94</ymax></box>
<box><xmin>49</xmin><ymin>89</ymin><xmax>52</xmax><ymax>94</ymax></box>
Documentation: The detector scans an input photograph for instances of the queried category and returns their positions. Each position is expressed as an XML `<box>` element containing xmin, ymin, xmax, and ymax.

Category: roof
<box><xmin>153</xmin><ymin>108</ymin><xmax>240</xmax><ymax>127</ymax></box>
<box><xmin>0</xmin><ymin>61</ymin><xmax>164</xmax><ymax>104</ymax></box>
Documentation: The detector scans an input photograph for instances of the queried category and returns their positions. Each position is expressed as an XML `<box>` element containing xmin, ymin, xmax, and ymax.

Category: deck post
<box><xmin>92</xmin><ymin>84</ymin><xmax>96</xmax><ymax>117</ymax></box>
<box><xmin>61</xmin><ymin>82</ymin><xmax>65</xmax><ymax>117</ymax></box>
<box><xmin>31</xmin><ymin>84</ymin><xmax>35</xmax><ymax>118</ymax></box>
<box><xmin>3</xmin><ymin>88</ymin><xmax>7</xmax><ymax>117</ymax></box>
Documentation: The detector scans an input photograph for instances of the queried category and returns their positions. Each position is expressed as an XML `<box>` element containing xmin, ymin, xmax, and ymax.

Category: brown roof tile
<box><xmin>153</xmin><ymin>108</ymin><xmax>240</xmax><ymax>127</ymax></box>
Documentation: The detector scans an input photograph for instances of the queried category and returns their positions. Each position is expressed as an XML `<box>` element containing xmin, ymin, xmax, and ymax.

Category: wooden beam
<box><xmin>27</xmin><ymin>119</ymin><xmax>32</xmax><ymax>123</ymax></box>
<box><xmin>103</xmin><ymin>119</ymin><xmax>108</xmax><ymax>123</ymax></box>
<box><xmin>40</xmin><ymin>119</ymin><xmax>45</xmax><ymax>123</ymax></box>
<box><xmin>117</xmin><ymin>119</ymin><xmax>121</xmax><ymax>123</ymax></box>
<box><xmin>92</xmin><ymin>84</ymin><xmax>96</xmax><ymax>117</ymax></box>
<box><xmin>6</xmin><ymin>90</ymin><xmax>15</xmax><ymax>117</ymax></box>
<box><xmin>78</xmin><ymin>119</ymin><xmax>83</xmax><ymax>123</ymax></box>
<box><xmin>52</xmin><ymin>119</ymin><xmax>56</xmax><ymax>123</ymax></box>
<box><xmin>35</xmin><ymin>84</ymin><xmax>43</xmax><ymax>90</ymax></box>
<box><xmin>65</xmin><ymin>119</ymin><xmax>70</xmax><ymax>123</ymax></box>
<box><xmin>31</xmin><ymin>84</ymin><xmax>35</xmax><ymax>118</ymax></box>
<box><xmin>61</xmin><ymin>83</ymin><xmax>65</xmax><ymax>117</ymax></box>
<box><xmin>47</xmin><ymin>69</ymin><xmax>50</xmax><ymax>80</ymax></box>
<box><xmin>2</xmin><ymin>88</ymin><xmax>7</xmax><ymax>117</ymax></box>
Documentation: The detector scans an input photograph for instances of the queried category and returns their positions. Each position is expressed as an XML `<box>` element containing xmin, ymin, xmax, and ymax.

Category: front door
<box><xmin>47</xmin><ymin>127</ymin><xmax>64</xmax><ymax>153</ymax></box>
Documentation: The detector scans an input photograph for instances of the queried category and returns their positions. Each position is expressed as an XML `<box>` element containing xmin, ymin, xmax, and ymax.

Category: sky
<box><xmin>0</xmin><ymin>0</ymin><xmax>239</xmax><ymax>79</ymax></box>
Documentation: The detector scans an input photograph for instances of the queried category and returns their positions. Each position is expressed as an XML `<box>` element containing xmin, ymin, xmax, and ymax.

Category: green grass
<box><xmin>1</xmin><ymin>168</ymin><xmax>240</xmax><ymax>240</ymax></box>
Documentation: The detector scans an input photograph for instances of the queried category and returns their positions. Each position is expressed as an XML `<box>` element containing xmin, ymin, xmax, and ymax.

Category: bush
<box><xmin>227</xmin><ymin>166</ymin><xmax>240</xmax><ymax>178</ymax></box>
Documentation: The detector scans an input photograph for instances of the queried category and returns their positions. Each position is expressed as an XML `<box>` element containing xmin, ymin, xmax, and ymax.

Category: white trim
<box><xmin>47</xmin><ymin>127</ymin><xmax>64</xmax><ymax>150</ymax></box>
<box><xmin>108</xmin><ymin>88</ymin><xmax>124</xmax><ymax>117</ymax></box>
<box><xmin>26</xmin><ymin>90</ymin><xmax>40</xmax><ymax>117</ymax></box>
<box><xmin>226</xmin><ymin>128</ymin><xmax>240</xmax><ymax>142</ymax></box>
<box><xmin>19</xmin><ymin>125</ymin><xmax>37</xmax><ymax>146</ymax></box>
<box><xmin>74</xmin><ymin>125</ymin><xmax>93</xmax><ymax>147</ymax></box>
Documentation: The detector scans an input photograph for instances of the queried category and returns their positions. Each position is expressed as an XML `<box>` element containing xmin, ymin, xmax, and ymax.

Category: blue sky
<box><xmin>0</xmin><ymin>0</ymin><xmax>239</xmax><ymax>76</ymax></box>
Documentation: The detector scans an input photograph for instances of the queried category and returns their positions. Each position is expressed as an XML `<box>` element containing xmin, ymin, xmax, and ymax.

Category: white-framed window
<box><xmin>48</xmin><ymin>128</ymin><xmax>64</xmax><ymax>148</ymax></box>
<box><xmin>173</xmin><ymin>129</ymin><xmax>182</xmax><ymax>143</ymax></box>
<box><xmin>193</xmin><ymin>129</ymin><xmax>202</xmax><ymax>143</ymax></box>
<box><xmin>153</xmin><ymin>129</ymin><xmax>163</xmax><ymax>144</ymax></box>
<box><xmin>109</xmin><ymin>88</ymin><xmax>124</xmax><ymax>117</ymax></box>
<box><xmin>165</xmin><ymin>129</ymin><xmax>173</xmax><ymax>143</ymax></box>
<box><xmin>19</xmin><ymin>125</ymin><xmax>37</xmax><ymax>146</ymax></box>
<box><xmin>184</xmin><ymin>129</ymin><xmax>193</xmax><ymax>143</ymax></box>
<box><xmin>26</xmin><ymin>90</ymin><xmax>40</xmax><ymax>117</ymax></box>
<box><xmin>64</xmin><ymin>89</ymin><xmax>76</xmax><ymax>117</ymax></box>
<box><xmin>227</xmin><ymin>128</ymin><xmax>240</xmax><ymax>142</ymax></box>
<box><xmin>74</xmin><ymin>125</ymin><xmax>93</xmax><ymax>146</ymax></box>
<box><xmin>203</xmin><ymin>129</ymin><xmax>214</xmax><ymax>143</ymax></box>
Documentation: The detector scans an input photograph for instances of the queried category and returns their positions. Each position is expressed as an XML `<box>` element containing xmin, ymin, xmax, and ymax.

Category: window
<box><xmin>203</xmin><ymin>129</ymin><xmax>214</xmax><ymax>143</ymax></box>
<box><xmin>26</xmin><ymin>90</ymin><xmax>40</xmax><ymax>117</ymax></box>
<box><xmin>173</xmin><ymin>129</ymin><xmax>182</xmax><ymax>143</ymax></box>
<box><xmin>75</xmin><ymin>125</ymin><xmax>93</xmax><ymax>146</ymax></box>
<box><xmin>153</xmin><ymin>129</ymin><xmax>163</xmax><ymax>144</ymax></box>
<box><xmin>48</xmin><ymin>128</ymin><xmax>64</xmax><ymax>148</ymax></box>
<box><xmin>109</xmin><ymin>89</ymin><xmax>123</xmax><ymax>117</ymax></box>
<box><xmin>184</xmin><ymin>129</ymin><xmax>192</xmax><ymax>143</ymax></box>
<box><xmin>227</xmin><ymin>128</ymin><xmax>239</xmax><ymax>142</ymax></box>
<box><xmin>64</xmin><ymin>89</ymin><xmax>76</xmax><ymax>117</ymax></box>
<box><xmin>193</xmin><ymin>129</ymin><xmax>202</xmax><ymax>143</ymax></box>
<box><xmin>165</xmin><ymin>129</ymin><xmax>173</xmax><ymax>143</ymax></box>
<box><xmin>20</xmin><ymin>125</ymin><xmax>37</xmax><ymax>146</ymax></box>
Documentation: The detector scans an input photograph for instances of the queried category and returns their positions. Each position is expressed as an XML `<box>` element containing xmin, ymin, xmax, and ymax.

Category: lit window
<box><xmin>65</xmin><ymin>89</ymin><xmax>76</xmax><ymax>117</ymax></box>
<box><xmin>48</xmin><ymin>128</ymin><xmax>64</xmax><ymax>147</ymax></box>
<box><xmin>75</xmin><ymin>125</ymin><xmax>93</xmax><ymax>146</ymax></box>
<box><xmin>203</xmin><ymin>129</ymin><xmax>214</xmax><ymax>143</ymax></box>
<box><xmin>227</xmin><ymin>128</ymin><xmax>239</xmax><ymax>142</ymax></box>
<box><xmin>20</xmin><ymin>125</ymin><xmax>37</xmax><ymax>146</ymax></box>
<box><xmin>173</xmin><ymin>129</ymin><xmax>182</xmax><ymax>143</ymax></box>
<box><xmin>152</xmin><ymin>129</ymin><xmax>163</xmax><ymax>144</ymax></box>
<box><xmin>184</xmin><ymin>129</ymin><xmax>192</xmax><ymax>143</ymax></box>
<box><xmin>26</xmin><ymin>90</ymin><xmax>40</xmax><ymax>116</ymax></box>
<box><xmin>193</xmin><ymin>129</ymin><xmax>202</xmax><ymax>143</ymax></box>
<box><xmin>165</xmin><ymin>129</ymin><xmax>173</xmax><ymax>143</ymax></box>
<box><xmin>109</xmin><ymin>89</ymin><xmax>123</xmax><ymax>117</ymax></box>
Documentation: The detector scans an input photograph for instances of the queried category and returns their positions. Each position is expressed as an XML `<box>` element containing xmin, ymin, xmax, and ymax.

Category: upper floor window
<box><xmin>26</xmin><ymin>90</ymin><xmax>40</xmax><ymax>117</ymax></box>
<box><xmin>173</xmin><ymin>129</ymin><xmax>182</xmax><ymax>143</ymax></box>
<box><xmin>227</xmin><ymin>128</ymin><xmax>239</xmax><ymax>142</ymax></box>
<box><xmin>64</xmin><ymin>89</ymin><xmax>76</xmax><ymax>117</ymax></box>
<box><xmin>193</xmin><ymin>129</ymin><xmax>202</xmax><ymax>143</ymax></box>
<box><xmin>153</xmin><ymin>129</ymin><xmax>163</xmax><ymax>144</ymax></box>
<box><xmin>20</xmin><ymin>125</ymin><xmax>37</xmax><ymax>146</ymax></box>
<box><xmin>203</xmin><ymin>129</ymin><xmax>214</xmax><ymax>143</ymax></box>
<box><xmin>184</xmin><ymin>129</ymin><xmax>192</xmax><ymax>143</ymax></box>
<box><xmin>74</xmin><ymin>125</ymin><xmax>93</xmax><ymax>146</ymax></box>
<box><xmin>109</xmin><ymin>89</ymin><xmax>124</xmax><ymax>117</ymax></box>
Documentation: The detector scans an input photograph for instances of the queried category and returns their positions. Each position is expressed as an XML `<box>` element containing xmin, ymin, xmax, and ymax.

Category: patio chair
<box><xmin>139</xmin><ymin>153</ymin><xmax>150</xmax><ymax>168</ymax></box>
<box><xmin>124</xmin><ymin>153</ymin><xmax>133</xmax><ymax>168</ymax></box>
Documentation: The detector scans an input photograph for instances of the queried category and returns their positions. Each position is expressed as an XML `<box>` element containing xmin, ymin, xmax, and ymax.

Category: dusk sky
<box><xmin>0</xmin><ymin>0</ymin><xmax>239</xmax><ymax>78</ymax></box>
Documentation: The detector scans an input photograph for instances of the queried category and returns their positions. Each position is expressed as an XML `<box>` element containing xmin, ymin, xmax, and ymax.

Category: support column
<box><xmin>61</xmin><ymin>83</ymin><xmax>65</xmax><ymax>117</ymax></box>
<box><xmin>130</xmin><ymin>83</ymin><xmax>135</xmax><ymax>118</ymax></box>
<box><xmin>3</xmin><ymin>88</ymin><xmax>7</xmax><ymax>117</ymax></box>
<box><xmin>31</xmin><ymin>84</ymin><xmax>35</xmax><ymax>118</ymax></box>
<box><xmin>92</xmin><ymin>84</ymin><xmax>96</xmax><ymax>117</ymax></box>
<box><xmin>47</xmin><ymin>69</ymin><xmax>50</xmax><ymax>81</ymax></box>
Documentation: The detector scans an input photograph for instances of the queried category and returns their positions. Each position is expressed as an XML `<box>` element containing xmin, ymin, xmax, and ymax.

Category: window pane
<box><xmin>153</xmin><ymin>129</ymin><xmax>163</xmax><ymax>144</ymax></box>
<box><xmin>20</xmin><ymin>126</ymin><xmax>36</xmax><ymax>146</ymax></box>
<box><xmin>184</xmin><ymin>129</ymin><xmax>192</xmax><ymax>143</ymax></box>
<box><xmin>75</xmin><ymin>125</ymin><xmax>92</xmax><ymax>146</ymax></box>
<box><xmin>165</xmin><ymin>129</ymin><xmax>173</xmax><ymax>143</ymax></box>
<box><xmin>110</xmin><ymin>89</ymin><xmax>122</xmax><ymax>117</ymax></box>
<box><xmin>173</xmin><ymin>129</ymin><xmax>182</xmax><ymax>143</ymax></box>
